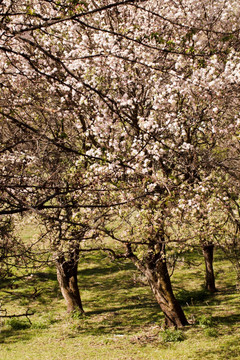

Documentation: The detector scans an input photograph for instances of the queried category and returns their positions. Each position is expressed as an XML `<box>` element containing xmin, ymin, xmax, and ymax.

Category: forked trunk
<box><xmin>56</xmin><ymin>255</ymin><xmax>84</xmax><ymax>313</ymax></box>
<box><xmin>202</xmin><ymin>243</ymin><xmax>216</xmax><ymax>293</ymax></box>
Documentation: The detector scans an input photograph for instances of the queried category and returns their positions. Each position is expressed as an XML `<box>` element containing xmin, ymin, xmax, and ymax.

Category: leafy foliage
<box><xmin>162</xmin><ymin>329</ymin><xmax>185</xmax><ymax>342</ymax></box>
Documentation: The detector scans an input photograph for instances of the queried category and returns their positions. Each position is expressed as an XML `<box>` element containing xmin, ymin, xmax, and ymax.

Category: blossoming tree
<box><xmin>1</xmin><ymin>0</ymin><xmax>240</xmax><ymax>326</ymax></box>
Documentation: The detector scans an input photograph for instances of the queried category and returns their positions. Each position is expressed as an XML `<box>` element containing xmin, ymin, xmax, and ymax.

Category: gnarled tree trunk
<box><xmin>127</xmin><ymin>244</ymin><xmax>188</xmax><ymax>328</ymax></box>
<box><xmin>202</xmin><ymin>243</ymin><xmax>216</xmax><ymax>293</ymax></box>
<box><xmin>56</xmin><ymin>249</ymin><xmax>84</xmax><ymax>313</ymax></box>
<box><xmin>145</xmin><ymin>259</ymin><xmax>188</xmax><ymax>328</ymax></box>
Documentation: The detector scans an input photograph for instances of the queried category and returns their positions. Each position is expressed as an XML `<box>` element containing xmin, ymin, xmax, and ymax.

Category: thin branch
<box><xmin>0</xmin><ymin>308</ymin><xmax>34</xmax><ymax>325</ymax></box>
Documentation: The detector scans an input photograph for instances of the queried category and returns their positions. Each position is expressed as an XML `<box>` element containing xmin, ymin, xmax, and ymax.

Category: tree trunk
<box><xmin>56</xmin><ymin>255</ymin><xmax>84</xmax><ymax>313</ymax></box>
<box><xmin>202</xmin><ymin>243</ymin><xmax>216</xmax><ymax>292</ymax></box>
<box><xmin>236</xmin><ymin>269</ymin><xmax>240</xmax><ymax>291</ymax></box>
<box><xmin>128</xmin><ymin>244</ymin><xmax>188</xmax><ymax>328</ymax></box>
<box><xmin>144</xmin><ymin>259</ymin><xmax>188</xmax><ymax>328</ymax></box>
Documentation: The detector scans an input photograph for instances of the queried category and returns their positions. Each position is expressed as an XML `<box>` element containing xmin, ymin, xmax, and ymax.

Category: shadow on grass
<box><xmin>78</xmin><ymin>262</ymin><xmax>135</xmax><ymax>277</ymax></box>
<box><xmin>0</xmin><ymin>327</ymin><xmax>33</xmax><ymax>344</ymax></box>
<box><xmin>1</xmin><ymin>269</ymin><xmax>57</xmax><ymax>286</ymax></box>
<box><xmin>78</xmin><ymin>261</ymin><xmax>137</xmax><ymax>289</ymax></box>
<box><xmin>75</xmin><ymin>302</ymin><xmax>162</xmax><ymax>336</ymax></box>
<box><xmin>0</xmin><ymin>315</ymin><xmax>62</xmax><ymax>344</ymax></box>
<box><xmin>213</xmin><ymin>313</ymin><xmax>240</xmax><ymax>326</ymax></box>
<box><xmin>1</xmin><ymin>269</ymin><xmax>61</xmax><ymax>304</ymax></box>
<box><xmin>176</xmin><ymin>288</ymin><xmax>215</xmax><ymax>306</ymax></box>
<box><xmin>86</xmin><ymin>300</ymin><xmax>159</xmax><ymax>317</ymax></box>
<box><xmin>34</xmin><ymin>270</ymin><xmax>57</xmax><ymax>282</ymax></box>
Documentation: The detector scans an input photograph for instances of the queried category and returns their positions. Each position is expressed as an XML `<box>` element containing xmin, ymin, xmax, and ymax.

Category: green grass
<box><xmin>0</xmin><ymin>250</ymin><xmax>240</xmax><ymax>360</ymax></box>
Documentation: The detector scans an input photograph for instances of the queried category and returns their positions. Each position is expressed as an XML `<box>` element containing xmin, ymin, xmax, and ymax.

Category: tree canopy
<box><xmin>1</xmin><ymin>0</ymin><xmax>240</xmax><ymax>327</ymax></box>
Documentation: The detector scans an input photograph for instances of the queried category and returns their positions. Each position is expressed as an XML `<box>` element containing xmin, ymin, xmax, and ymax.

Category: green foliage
<box><xmin>150</xmin><ymin>32</ymin><xmax>165</xmax><ymax>44</ymax></box>
<box><xmin>221</xmin><ymin>34</ymin><xmax>234</xmax><ymax>42</ymax></box>
<box><xmin>26</xmin><ymin>5</ymin><xmax>36</xmax><ymax>16</ymax></box>
<box><xmin>70</xmin><ymin>309</ymin><xmax>84</xmax><ymax>320</ymax></box>
<box><xmin>162</xmin><ymin>329</ymin><xmax>185</xmax><ymax>342</ymax></box>
<box><xmin>197</xmin><ymin>314</ymin><xmax>220</xmax><ymax>339</ymax></box>
<box><xmin>198</xmin><ymin>59</ymin><xmax>207</xmax><ymax>68</ymax></box>
<box><xmin>198</xmin><ymin>314</ymin><xmax>214</xmax><ymax>328</ymax></box>
<box><xmin>204</xmin><ymin>328</ymin><xmax>219</xmax><ymax>338</ymax></box>
<box><xmin>59</xmin><ymin>131</ymin><xmax>68</xmax><ymax>139</ymax></box>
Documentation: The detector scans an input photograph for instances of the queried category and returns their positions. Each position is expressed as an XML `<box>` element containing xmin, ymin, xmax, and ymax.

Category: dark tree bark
<box><xmin>236</xmin><ymin>269</ymin><xmax>240</xmax><ymax>291</ymax></box>
<box><xmin>144</xmin><ymin>259</ymin><xmax>188</xmax><ymax>328</ymax></box>
<box><xmin>202</xmin><ymin>243</ymin><xmax>217</xmax><ymax>293</ymax></box>
<box><xmin>127</xmin><ymin>244</ymin><xmax>188</xmax><ymax>328</ymax></box>
<box><xmin>56</xmin><ymin>249</ymin><xmax>84</xmax><ymax>313</ymax></box>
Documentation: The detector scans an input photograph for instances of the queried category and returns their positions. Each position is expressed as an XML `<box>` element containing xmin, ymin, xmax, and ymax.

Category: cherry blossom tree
<box><xmin>1</xmin><ymin>0</ymin><xmax>240</xmax><ymax>326</ymax></box>
<box><xmin>1</xmin><ymin>0</ymin><xmax>148</xmax><ymax>314</ymax></box>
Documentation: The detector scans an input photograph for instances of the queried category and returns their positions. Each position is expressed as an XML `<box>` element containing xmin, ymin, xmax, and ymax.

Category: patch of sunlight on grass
<box><xmin>1</xmin><ymin>244</ymin><xmax>240</xmax><ymax>360</ymax></box>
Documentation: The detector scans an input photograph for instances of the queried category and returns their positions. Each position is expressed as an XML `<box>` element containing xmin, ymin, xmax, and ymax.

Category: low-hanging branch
<box><xmin>0</xmin><ymin>308</ymin><xmax>35</xmax><ymax>324</ymax></box>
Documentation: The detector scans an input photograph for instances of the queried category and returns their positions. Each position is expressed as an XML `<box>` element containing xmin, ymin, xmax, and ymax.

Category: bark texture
<box><xmin>144</xmin><ymin>258</ymin><xmax>188</xmax><ymax>328</ymax></box>
<box><xmin>202</xmin><ymin>243</ymin><xmax>217</xmax><ymax>293</ymax></box>
<box><xmin>127</xmin><ymin>244</ymin><xmax>188</xmax><ymax>328</ymax></box>
<box><xmin>56</xmin><ymin>251</ymin><xmax>84</xmax><ymax>313</ymax></box>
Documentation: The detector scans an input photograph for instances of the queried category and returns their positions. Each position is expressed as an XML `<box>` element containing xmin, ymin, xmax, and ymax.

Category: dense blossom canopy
<box><xmin>0</xmin><ymin>0</ymin><xmax>239</xmax><ymax>263</ymax></box>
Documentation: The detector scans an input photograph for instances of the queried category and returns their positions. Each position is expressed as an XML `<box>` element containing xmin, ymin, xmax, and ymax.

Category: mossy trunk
<box><xmin>56</xmin><ymin>255</ymin><xmax>84</xmax><ymax>313</ymax></box>
<box><xmin>202</xmin><ymin>244</ymin><xmax>216</xmax><ymax>293</ymax></box>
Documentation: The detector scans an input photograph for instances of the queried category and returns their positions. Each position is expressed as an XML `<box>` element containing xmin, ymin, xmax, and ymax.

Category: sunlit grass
<box><xmin>0</xmin><ymin>247</ymin><xmax>240</xmax><ymax>360</ymax></box>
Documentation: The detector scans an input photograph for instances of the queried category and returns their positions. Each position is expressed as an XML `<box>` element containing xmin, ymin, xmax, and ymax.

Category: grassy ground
<box><xmin>0</xmin><ymin>249</ymin><xmax>240</xmax><ymax>360</ymax></box>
